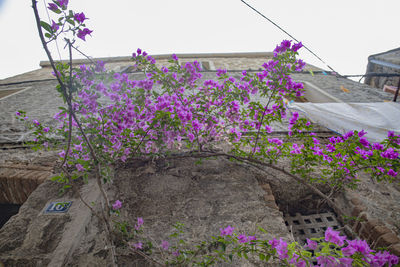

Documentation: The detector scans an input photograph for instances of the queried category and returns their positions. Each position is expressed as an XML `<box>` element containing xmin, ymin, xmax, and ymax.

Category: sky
<box><xmin>0</xmin><ymin>0</ymin><xmax>399</xmax><ymax>80</ymax></box>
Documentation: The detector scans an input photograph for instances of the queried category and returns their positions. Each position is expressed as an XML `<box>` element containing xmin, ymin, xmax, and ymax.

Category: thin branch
<box><xmin>133</xmin><ymin>250</ymin><xmax>165</xmax><ymax>266</ymax></box>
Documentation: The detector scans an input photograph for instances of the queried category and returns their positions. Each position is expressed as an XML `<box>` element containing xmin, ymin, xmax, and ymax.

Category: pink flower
<box><xmin>75</xmin><ymin>164</ymin><xmax>85</xmax><ymax>172</ymax></box>
<box><xmin>238</xmin><ymin>234</ymin><xmax>248</xmax><ymax>243</ymax></box>
<box><xmin>112</xmin><ymin>200</ymin><xmax>122</xmax><ymax>210</ymax></box>
<box><xmin>58</xmin><ymin>150</ymin><xmax>66</xmax><ymax>158</ymax></box>
<box><xmin>306</xmin><ymin>238</ymin><xmax>317</xmax><ymax>250</ymax></box>
<box><xmin>172</xmin><ymin>250</ymin><xmax>180</xmax><ymax>257</ymax></box>
<box><xmin>74</xmin><ymin>143</ymin><xmax>83</xmax><ymax>152</ymax></box>
<box><xmin>135</xmin><ymin>217</ymin><xmax>144</xmax><ymax>230</ymax></box>
<box><xmin>325</xmin><ymin>227</ymin><xmax>346</xmax><ymax>247</ymax></box>
<box><xmin>161</xmin><ymin>240</ymin><xmax>169</xmax><ymax>250</ymax></box>
<box><xmin>130</xmin><ymin>242</ymin><xmax>142</xmax><ymax>250</ymax></box>
<box><xmin>219</xmin><ymin>225</ymin><xmax>234</xmax><ymax>236</ymax></box>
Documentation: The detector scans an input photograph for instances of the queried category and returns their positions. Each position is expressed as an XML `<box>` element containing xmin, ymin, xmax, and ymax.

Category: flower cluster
<box><xmin>42</xmin><ymin>0</ymin><xmax>92</xmax><ymax>41</ymax></box>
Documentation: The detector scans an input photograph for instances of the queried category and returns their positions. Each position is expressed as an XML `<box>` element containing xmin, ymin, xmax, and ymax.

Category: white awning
<box><xmin>288</xmin><ymin>102</ymin><xmax>400</xmax><ymax>142</ymax></box>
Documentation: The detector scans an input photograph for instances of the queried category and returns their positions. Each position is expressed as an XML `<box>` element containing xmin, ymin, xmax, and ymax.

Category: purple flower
<box><xmin>137</xmin><ymin>48</ymin><xmax>142</xmax><ymax>55</ymax></box>
<box><xmin>112</xmin><ymin>200</ymin><xmax>122</xmax><ymax>210</ymax></box>
<box><xmin>161</xmin><ymin>240</ymin><xmax>169</xmax><ymax>250</ymax></box>
<box><xmin>268</xmin><ymin>238</ymin><xmax>288</xmax><ymax>260</ymax></box>
<box><xmin>43</xmin><ymin>127</ymin><xmax>50</xmax><ymax>133</ymax></box>
<box><xmin>56</xmin><ymin>0</ymin><xmax>68</xmax><ymax>8</ymax></box>
<box><xmin>305</xmin><ymin>238</ymin><xmax>317</xmax><ymax>250</ymax></box>
<box><xmin>342</xmin><ymin>239</ymin><xmax>373</xmax><ymax>258</ymax></box>
<box><xmin>238</xmin><ymin>234</ymin><xmax>248</xmax><ymax>243</ymax></box>
<box><xmin>248</xmin><ymin>235</ymin><xmax>257</xmax><ymax>243</ymax></box>
<box><xmin>172</xmin><ymin>54</ymin><xmax>178</xmax><ymax>61</ymax></box>
<box><xmin>358</xmin><ymin>129</ymin><xmax>367</xmax><ymax>137</ymax></box>
<box><xmin>216</xmin><ymin>69</ymin><xmax>227</xmax><ymax>77</ymax></box>
<box><xmin>359</xmin><ymin>137</ymin><xmax>370</xmax><ymax>147</ymax></box>
<box><xmin>51</xmin><ymin>20</ymin><xmax>59</xmax><ymax>32</ymax></box>
<box><xmin>76</xmin><ymin>164</ymin><xmax>85</xmax><ymax>172</ymax></box>
<box><xmin>135</xmin><ymin>217</ymin><xmax>144</xmax><ymax>230</ymax></box>
<box><xmin>291</xmin><ymin>42</ymin><xmax>303</xmax><ymax>52</ymax></box>
<box><xmin>387</xmin><ymin>169</ymin><xmax>398</xmax><ymax>177</ymax></box>
<box><xmin>33</xmin><ymin>119</ymin><xmax>40</xmax><ymax>126</ymax></box>
<box><xmin>316</xmin><ymin>256</ymin><xmax>335</xmax><ymax>266</ymax></box>
<box><xmin>172</xmin><ymin>250</ymin><xmax>180</xmax><ymax>257</ymax></box>
<box><xmin>381</xmin><ymin>148</ymin><xmax>399</xmax><ymax>159</ymax></box>
<box><xmin>265</xmin><ymin>125</ymin><xmax>272</xmax><ymax>133</ymax></box>
<box><xmin>325</xmin><ymin>227</ymin><xmax>346</xmax><ymax>247</ymax></box>
<box><xmin>74</xmin><ymin>143</ymin><xmax>83</xmax><ymax>152</ymax></box>
<box><xmin>220</xmin><ymin>225</ymin><xmax>234</xmax><ymax>236</ymax></box>
<box><xmin>130</xmin><ymin>242</ymin><xmax>143</xmax><ymax>250</ymax></box>
<box><xmin>16</xmin><ymin>111</ymin><xmax>21</xmax><ymax>116</ymax></box>
<box><xmin>48</xmin><ymin>3</ymin><xmax>58</xmax><ymax>11</ymax></box>
<box><xmin>343</xmin><ymin>130</ymin><xmax>354</xmax><ymax>140</ymax></box>
<box><xmin>77</xmin><ymin>28</ymin><xmax>93</xmax><ymax>41</ymax></box>
<box><xmin>58</xmin><ymin>150</ymin><xmax>66</xmax><ymax>158</ymax></box>
<box><xmin>74</xmin><ymin>12</ymin><xmax>86</xmax><ymax>23</ymax></box>
<box><xmin>388</xmin><ymin>131</ymin><xmax>395</xmax><ymax>138</ymax></box>
<box><xmin>372</xmin><ymin>143</ymin><xmax>384</xmax><ymax>150</ymax></box>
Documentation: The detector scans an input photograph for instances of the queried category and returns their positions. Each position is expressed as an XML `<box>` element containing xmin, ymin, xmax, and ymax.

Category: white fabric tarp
<box><xmin>287</xmin><ymin>102</ymin><xmax>400</xmax><ymax>142</ymax></box>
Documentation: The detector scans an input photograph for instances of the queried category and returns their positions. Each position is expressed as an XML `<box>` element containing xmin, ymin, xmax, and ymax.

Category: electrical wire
<box><xmin>240</xmin><ymin>0</ymin><xmax>338</xmax><ymax>74</ymax></box>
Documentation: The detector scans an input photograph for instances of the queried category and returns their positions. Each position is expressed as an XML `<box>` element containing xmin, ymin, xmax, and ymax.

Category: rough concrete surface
<box><xmin>68</xmin><ymin>156</ymin><xmax>291</xmax><ymax>266</ymax></box>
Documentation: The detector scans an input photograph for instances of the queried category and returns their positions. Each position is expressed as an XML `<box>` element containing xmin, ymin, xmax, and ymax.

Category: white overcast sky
<box><xmin>0</xmin><ymin>0</ymin><xmax>399</xmax><ymax>80</ymax></box>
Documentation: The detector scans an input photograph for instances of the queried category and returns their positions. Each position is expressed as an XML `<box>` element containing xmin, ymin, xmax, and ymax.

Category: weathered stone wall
<box><xmin>365</xmin><ymin>62</ymin><xmax>400</xmax><ymax>89</ymax></box>
<box><xmin>0</xmin><ymin>156</ymin><xmax>292</xmax><ymax>266</ymax></box>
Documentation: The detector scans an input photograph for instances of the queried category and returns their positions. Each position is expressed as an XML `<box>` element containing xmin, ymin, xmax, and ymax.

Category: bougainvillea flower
<box><xmin>74</xmin><ymin>12</ymin><xmax>86</xmax><ymax>23</ymax></box>
<box><xmin>77</xmin><ymin>28</ymin><xmax>93</xmax><ymax>41</ymax></box>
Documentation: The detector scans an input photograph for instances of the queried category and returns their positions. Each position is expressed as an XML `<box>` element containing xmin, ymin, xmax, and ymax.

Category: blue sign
<box><xmin>44</xmin><ymin>201</ymin><xmax>72</xmax><ymax>214</ymax></box>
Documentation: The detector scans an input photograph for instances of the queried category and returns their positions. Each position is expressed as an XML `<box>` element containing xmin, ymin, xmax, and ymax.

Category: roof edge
<box><xmin>39</xmin><ymin>52</ymin><xmax>275</xmax><ymax>67</ymax></box>
<box><xmin>368</xmin><ymin>47</ymin><xmax>400</xmax><ymax>60</ymax></box>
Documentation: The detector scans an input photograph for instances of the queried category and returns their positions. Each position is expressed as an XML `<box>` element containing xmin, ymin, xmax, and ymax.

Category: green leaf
<box><xmin>258</xmin><ymin>226</ymin><xmax>268</xmax><ymax>234</ymax></box>
<box><xmin>66</xmin><ymin>18</ymin><xmax>75</xmax><ymax>26</ymax></box>
<box><xmin>40</xmin><ymin>21</ymin><xmax>52</xmax><ymax>33</ymax></box>
<box><xmin>45</xmin><ymin>33</ymin><xmax>52</xmax><ymax>38</ymax></box>
<box><xmin>52</xmin><ymin>9</ymin><xmax>62</xmax><ymax>14</ymax></box>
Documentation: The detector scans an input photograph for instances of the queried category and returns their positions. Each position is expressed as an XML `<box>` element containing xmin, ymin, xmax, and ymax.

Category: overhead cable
<box><xmin>240</xmin><ymin>0</ymin><xmax>338</xmax><ymax>74</ymax></box>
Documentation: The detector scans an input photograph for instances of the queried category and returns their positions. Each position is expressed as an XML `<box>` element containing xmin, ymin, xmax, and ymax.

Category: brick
<box><xmin>365</xmin><ymin>219</ymin><xmax>382</xmax><ymax>232</ymax></box>
<box><xmin>359</xmin><ymin>223</ymin><xmax>370</xmax><ymax>240</ymax></box>
<box><xmin>370</xmin><ymin>226</ymin><xmax>391</xmax><ymax>242</ymax></box>
<box><xmin>260</xmin><ymin>183</ymin><xmax>273</xmax><ymax>195</ymax></box>
<box><xmin>265</xmin><ymin>201</ymin><xmax>279</xmax><ymax>210</ymax></box>
<box><xmin>350</xmin><ymin>197</ymin><xmax>363</xmax><ymax>206</ymax></box>
<box><xmin>354</xmin><ymin>221</ymin><xmax>366</xmax><ymax>235</ymax></box>
<box><xmin>263</xmin><ymin>194</ymin><xmax>275</xmax><ymax>202</ymax></box>
<box><xmin>376</xmin><ymin>233</ymin><xmax>400</xmax><ymax>248</ymax></box>
<box><xmin>389</xmin><ymin>243</ymin><xmax>400</xmax><ymax>257</ymax></box>
<box><xmin>351</xmin><ymin>206</ymin><xmax>366</xmax><ymax>217</ymax></box>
